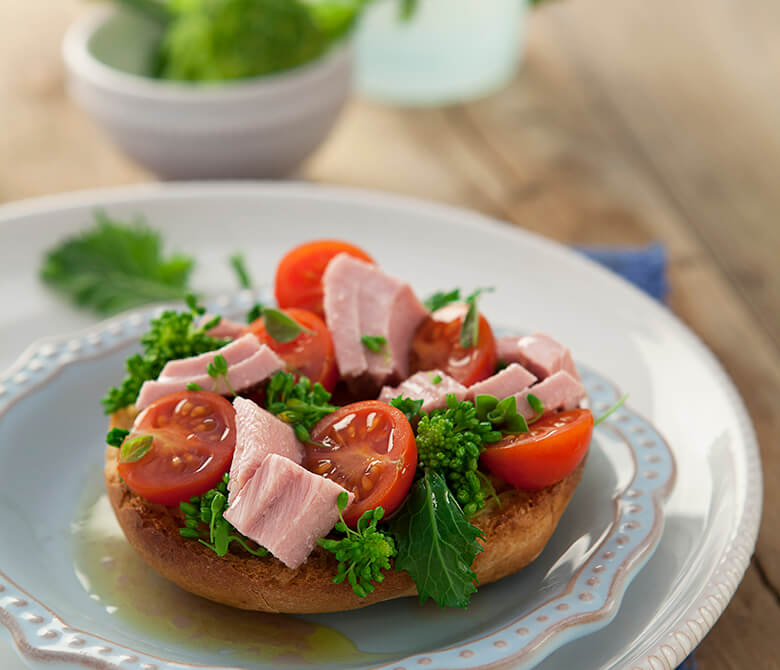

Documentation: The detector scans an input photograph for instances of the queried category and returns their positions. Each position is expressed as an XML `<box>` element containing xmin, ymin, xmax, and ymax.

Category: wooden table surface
<box><xmin>2</xmin><ymin>0</ymin><xmax>779</xmax><ymax>667</ymax></box>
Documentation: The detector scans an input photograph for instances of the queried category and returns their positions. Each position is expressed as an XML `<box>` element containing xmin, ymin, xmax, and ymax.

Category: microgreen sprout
<box><xmin>594</xmin><ymin>394</ymin><xmax>629</xmax><ymax>426</ymax></box>
<box><xmin>186</xmin><ymin>382</ymin><xmax>203</xmax><ymax>391</ymax></box>
<box><xmin>459</xmin><ymin>288</ymin><xmax>494</xmax><ymax>349</ymax></box>
<box><xmin>318</xmin><ymin>492</ymin><xmax>396</xmax><ymax>598</ymax></box>
<box><xmin>526</xmin><ymin>393</ymin><xmax>545</xmax><ymax>424</ymax></box>
<box><xmin>228</xmin><ymin>253</ymin><xmax>264</xmax><ymax>323</ymax></box>
<box><xmin>265</xmin><ymin>371</ymin><xmax>337</xmax><ymax>443</ymax></box>
<box><xmin>207</xmin><ymin>354</ymin><xmax>236</xmax><ymax>396</ymax></box>
<box><xmin>430</xmin><ymin>373</ymin><xmax>443</xmax><ymax>385</ymax></box>
<box><xmin>361</xmin><ymin>334</ymin><xmax>387</xmax><ymax>354</ymax></box>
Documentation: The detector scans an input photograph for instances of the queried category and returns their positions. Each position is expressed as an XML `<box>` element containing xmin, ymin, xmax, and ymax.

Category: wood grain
<box><xmin>1</xmin><ymin>0</ymin><xmax>779</xmax><ymax>666</ymax></box>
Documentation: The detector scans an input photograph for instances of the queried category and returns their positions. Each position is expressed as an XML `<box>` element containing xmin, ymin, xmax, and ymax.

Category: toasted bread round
<box><xmin>106</xmin><ymin>410</ymin><xmax>585</xmax><ymax>614</ymax></box>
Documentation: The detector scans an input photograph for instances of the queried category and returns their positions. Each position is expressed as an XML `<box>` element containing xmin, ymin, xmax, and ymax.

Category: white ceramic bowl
<box><xmin>62</xmin><ymin>7</ymin><xmax>353</xmax><ymax>179</ymax></box>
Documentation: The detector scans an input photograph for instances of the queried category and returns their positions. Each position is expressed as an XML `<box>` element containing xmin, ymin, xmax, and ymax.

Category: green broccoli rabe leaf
<box><xmin>40</xmin><ymin>211</ymin><xmax>195</xmax><ymax>315</ymax></box>
<box><xmin>390</xmin><ymin>471</ymin><xmax>484</xmax><ymax>609</ymax></box>
<box><xmin>102</xmin><ymin>296</ymin><xmax>229</xmax><ymax>414</ymax></box>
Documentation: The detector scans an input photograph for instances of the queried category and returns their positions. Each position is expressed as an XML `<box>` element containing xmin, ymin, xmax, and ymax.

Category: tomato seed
<box><xmin>191</xmin><ymin>406</ymin><xmax>207</xmax><ymax>418</ymax></box>
<box><xmin>360</xmin><ymin>476</ymin><xmax>374</xmax><ymax>493</ymax></box>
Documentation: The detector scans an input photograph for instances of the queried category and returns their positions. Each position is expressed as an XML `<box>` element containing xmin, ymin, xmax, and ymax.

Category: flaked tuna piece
<box><xmin>135</xmin><ymin>335</ymin><xmax>284</xmax><ymax>409</ymax></box>
<box><xmin>224</xmin><ymin>454</ymin><xmax>353</xmax><ymax>570</ymax></box>
<box><xmin>199</xmin><ymin>314</ymin><xmax>247</xmax><ymax>340</ymax></box>
<box><xmin>497</xmin><ymin>333</ymin><xmax>581</xmax><ymax>382</ymax></box>
<box><xmin>323</xmin><ymin>253</ymin><xmax>428</xmax><ymax>389</ymax></box>
<box><xmin>228</xmin><ymin>397</ymin><xmax>303</xmax><ymax>503</ymax></box>
<box><xmin>466</xmin><ymin>363</ymin><xmax>537</xmax><ymax>401</ymax></box>
<box><xmin>514</xmin><ymin>371</ymin><xmax>586</xmax><ymax>420</ymax></box>
<box><xmin>377</xmin><ymin>369</ymin><xmax>467</xmax><ymax>414</ymax></box>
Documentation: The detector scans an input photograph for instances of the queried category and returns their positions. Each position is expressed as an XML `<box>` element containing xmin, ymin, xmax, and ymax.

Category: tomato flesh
<box><xmin>248</xmin><ymin>307</ymin><xmax>339</xmax><ymax>391</ymax></box>
<box><xmin>304</xmin><ymin>400</ymin><xmax>417</xmax><ymax>527</ymax></box>
<box><xmin>118</xmin><ymin>391</ymin><xmax>236</xmax><ymax>506</ymax></box>
<box><xmin>480</xmin><ymin>409</ymin><xmax>593</xmax><ymax>490</ymax></box>
<box><xmin>409</xmin><ymin>303</ymin><xmax>497</xmax><ymax>386</ymax></box>
<box><xmin>275</xmin><ymin>240</ymin><xmax>374</xmax><ymax>318</ymax></box>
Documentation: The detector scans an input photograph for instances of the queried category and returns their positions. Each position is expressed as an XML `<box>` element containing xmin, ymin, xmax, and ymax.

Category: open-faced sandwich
<box><xmin>103</xmin><ymin>240</ymin><xmax>606</xmax><ymax>613</ymax></box>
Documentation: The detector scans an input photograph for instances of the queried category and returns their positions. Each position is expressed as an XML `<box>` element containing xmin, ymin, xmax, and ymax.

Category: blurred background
<box><xmin>1</xmin><ymin>0</ymin><xmax>779</xmax><ymax>668</ymax></box>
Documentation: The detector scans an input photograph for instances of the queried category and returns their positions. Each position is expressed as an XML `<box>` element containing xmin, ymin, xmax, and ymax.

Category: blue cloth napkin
<box><xmin>576</xmin><ymin>243</ymin><xmax>669</xmax><ymax>303</ymax></box>
<box><xmin>577</xmin><ymin>244</ymin><xmax>697</xmax><ymax>670</ymax></box>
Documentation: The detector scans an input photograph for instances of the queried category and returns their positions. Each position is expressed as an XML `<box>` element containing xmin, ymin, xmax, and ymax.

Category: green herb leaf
<box><xmin>246</xmin><ymin>303</ymin><xmax>264</xmax><ymax>324</ymax></box>
<box><xmin>390</xmin><ymin>471</ymin><xmax>484</xmax><ymax>608</ymax></box>
<box><xmin>186</xmin><ymin>382</ymin><xmax>203</xmax><ymax>391</ymax></box>
<box><xmin>527</xmin><ymin>393</ymin><xmax>544</xmax><ymax>424</ymax></box>
<box><xmin>424</xmin><ymin>288</ymin><xmax>461</xmax><ymax>312</ymax></box>
<box><xmin>106</xmin><ymin>427</ymin><xmax>129</xmax><ymax>448</ymax></box>
<box><xmin>390</xmin><ymin>395</ymin><xmax>425</xmax><ymax>423</ymax></box>
<box><xmin>40</xmin><ymin>211</ymin><xmax>195</xmax><ymax>315</ymax></box>
<box><xmin>458</xmin><ymin>288</ymin><xmax>494</xmax><ymax>349</ymax></box>
<box><xmin>229</xmin><ymin>253</ymin><xmax>252</xmax><ymax>289</ymax></box>
<box><xmin>119</xmin><ymin>434</ymin><xmax>153</xmax><ymax>463</ymax></box>
<box><xmin>361</xmin><ymin>334</ymin><xmax>387</xmax><ymax>353</ymax></box>
<box><xmin>262</xmin><ymin>308</ymin><xmax>311</xmax><ymax>343</ymax></box>
<box><xmin>430</xmin><ymin>373</ymin><xmax>443</xmax><ymax>385</ymax></box>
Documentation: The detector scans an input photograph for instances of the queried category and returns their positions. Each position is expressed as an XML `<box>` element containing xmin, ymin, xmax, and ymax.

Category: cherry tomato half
<box><xmin>275</xmin><ymin>240</ymin><xmax>375</xmax><ymax>318</ymax></box>
<box><xmin>304</xmin><ymin>400</ymin><xmax>417</xmax><ymax>527</ymax></box>
<box><xmin>248</xmin><ymin>307</ymin><xmax>339</xmax><ymax>391</ymax></box>
<box><xmin>118</xmin><ymin>391</ymin><xmax>236</xmax><ymax>506</ymax></box>
<box><xmin>480</xmin><ymin>409</ymin><xmax>593</xmax><ymax>490</ymax></box>
<box><xmin>409</xmin><ymin>303</ymin><xmax>497</xmax><ymax>386</ymax></box>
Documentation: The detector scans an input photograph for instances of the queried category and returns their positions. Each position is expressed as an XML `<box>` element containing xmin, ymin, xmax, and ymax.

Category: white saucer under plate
<box><xmin>0</xmin><ymin>183</ymin><xmax>762</xmax><ymax>669</ymax></box>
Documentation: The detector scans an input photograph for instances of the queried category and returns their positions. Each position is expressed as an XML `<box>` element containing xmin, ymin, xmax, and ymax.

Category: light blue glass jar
<box><xmin>355</xmin><ymin>0</ymin><xmax>528</xmax><ymax>106</ymax></box>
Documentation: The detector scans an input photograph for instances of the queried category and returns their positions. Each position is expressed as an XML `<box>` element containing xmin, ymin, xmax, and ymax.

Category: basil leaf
<box><xmin>263</xmin><ymin>308</ymin><xmax>310</xmax><ymax>343</ymax></box>
<box><xmin>390</xmin><ymin>471</ymin><xmax>484</xmax><ymax>608</ymax></box>
<box><xmin>424</xmin><ymin>288</ymin><xmax>461</xmax><ymax>312</ymax></box>
<box><xmin>119</xmin><ymin>434</ymin><xmax>153</xmax><ymax>463</ymax></box>
<box><xmin>459</xmin><ymin>299</ymin><xmax>480</xmax><ymax>349</ymax></box>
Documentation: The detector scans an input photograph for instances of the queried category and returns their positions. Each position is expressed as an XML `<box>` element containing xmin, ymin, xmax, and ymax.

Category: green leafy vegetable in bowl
<box><xmin>112</xmin><ymin>0</ymin><xmax>391</xmax><ymax>82</ymax></box>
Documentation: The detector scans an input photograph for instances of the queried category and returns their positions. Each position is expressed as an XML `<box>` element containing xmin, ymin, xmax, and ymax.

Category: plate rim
<box><xmin>0</xmin><ymin>182</ymin><xmax>763</xmax><ymax>670</ymax></box>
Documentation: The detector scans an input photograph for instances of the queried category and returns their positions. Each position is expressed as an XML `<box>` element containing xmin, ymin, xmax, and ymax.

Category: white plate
<box><xmin>0</xmin><ymin>183</ymin><xmax>762</xmax><ymax>669</ymax></box>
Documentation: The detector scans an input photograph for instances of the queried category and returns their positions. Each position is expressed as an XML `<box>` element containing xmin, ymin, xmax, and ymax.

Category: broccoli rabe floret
<box><xmin>415</xmin><ymin>395</ymin><xmax>501</xmax><ymax>517</ymax></box>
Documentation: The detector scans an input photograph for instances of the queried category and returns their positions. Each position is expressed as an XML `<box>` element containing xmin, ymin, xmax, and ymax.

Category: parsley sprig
<box><xmin>265</xmin><ymin>371</ymin><xmax>337</xmax><ymax>442</ymax></box>
<box><xmin>40</xmin><ymin>211</ymin><xmax>195</xmax><ymax>315</ymax></box>
<box><xmin>102</xmin><ymin>296</ymin><xmax>228</xmax><ymax>414</ymax></box>
<box><xmin>179</xmin><ymin>473</ymin><xmax>268</xmax><ymax>558</ymax></box>
<box><xmin>319</xmin><ymin>492</ymin><xmax>396</xmax><ymax>598</ymax></box>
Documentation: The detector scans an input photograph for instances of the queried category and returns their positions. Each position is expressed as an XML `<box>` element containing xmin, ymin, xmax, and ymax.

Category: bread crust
<box><xmin>106</xmin><ymin>410</ymin><xmax>585</xmax><ymax>614</ymax></box>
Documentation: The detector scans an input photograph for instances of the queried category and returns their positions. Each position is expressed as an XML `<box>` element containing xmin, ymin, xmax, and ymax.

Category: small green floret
<box><xmin>179</xmin><ymin>472</ymin><xmax>268</xmax><ymax>558</ymax></box>
<box><xmin>319</xmin><ymin>492</ymin><xmax>396</xmax><ymax>598</ymax></box>
<box><xmin>265</xmin><ymin>370</ymin><xmax>337</xmax><ymax>442</ymax></box>
<box><xmin>102</xmin><ymin>296</ymin><xmax>229</xmax><ymax>414</ymax></box>
<box><xmin>415</xmin><ymin>394</ymin><xmax>501</xmax><ymax>516</ymax></box>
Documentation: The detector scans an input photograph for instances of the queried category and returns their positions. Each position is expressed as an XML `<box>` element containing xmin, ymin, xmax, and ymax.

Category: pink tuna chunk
<box><xmin>497</xmin><ymin>333</ymin><xmax>581</xmax><ymax>382</ymax></box>
<box><xmin>135</xmin><ymin>337</ymin><xmax>283</xmax><ymax>410</ymax></box>
<box><xmin>378</xmin><ymin>369</ymin><xmax>467</xmax><ymax>414</ymax></box>
<box><xmin>199</xmin><ymin>315</ymin><xmax>247</xmax><ymax>340</ymax></box>
<box><xmin>161</xmin><ymin>333</ymin><xmax>260</xmax><ymax>379</ymax></box>
<box><xmin>514</xmin><ymin>371</ymin><xmax>587</xmax><ymax>419</ymax></box>
<box><xmin>228</xmin><ymin>397</ymin><xmax>303</xmax><ymax>504</ymax></box>
<box><xmin>466</xmin><ymin>363</ymin><xmax>537</xmax><ymax>401</ymax></box>
<box><xmin>224</xmin><ymin>454</ymin><xmax>353</xmax><ymax>569</ymax></box>
<box><xmin>323</xmin><ymin>254</ymin><xmax>428</xmax><ymax>386</ymax></box>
